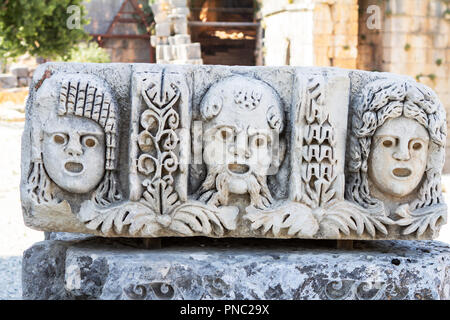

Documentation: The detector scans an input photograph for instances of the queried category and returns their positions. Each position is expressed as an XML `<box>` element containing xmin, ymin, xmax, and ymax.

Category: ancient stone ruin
<box><xmin>19</xmin><ymin>62</ymin><xmax>450</xmax><ymax>300</ymax></box>
<box><xmin>20</xmin><ymin>63</ymin><xmax>448</xmax><ymax>241</ymax></box>
<box><xmin>150</xmin><ymin>0</ymin><xmax>203</xmax><ymax>64</ymax></box>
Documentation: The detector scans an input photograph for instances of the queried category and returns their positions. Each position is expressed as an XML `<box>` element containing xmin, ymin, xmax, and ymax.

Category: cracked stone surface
<box><xmin>22</xmin><ymin>237</ymin><xmax>450</xmax><ymax>300</ymax></box>
<box><xmin>20</xmin><ymin>63</ymin><xmax>449</xmax><ymax>241</ymax></box>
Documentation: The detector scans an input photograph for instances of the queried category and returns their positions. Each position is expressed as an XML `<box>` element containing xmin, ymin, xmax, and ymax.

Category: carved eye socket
<box><xmin>217</xmin><ymin>127</ymin><xmax>234</xmax><ymax>142</ymax></box>
<box><xmin>382</xmin><ymin>139</ymin><xmax>393</xmax><ymax>147</ymax></box>
<box><xmin>412</xmin><ymin>142</ymin><xmax>422</xmax><ymax>150</ymax></box>
<box><xmin>82</xmin><ymin>136</ymin><xmax>98</xmax><ymax>148</ymax></box>
<box><xmin>252</xmin><ymin>135</ymin><xmax>268</xmax><ymax>148</ymax></box>
<box><xmin>53</xmin><ymin>133</ymin><xmax>67</xmax><ymax>145</ymax></box>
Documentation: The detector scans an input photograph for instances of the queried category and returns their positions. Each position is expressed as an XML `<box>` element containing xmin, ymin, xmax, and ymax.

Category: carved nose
<box><xmin>392</xmin><ymin>140</ymin><xmax>411</xmax><ymax>161</ymax></box>
<box><xmin>393</xmin><ymin>146</ymin><xmax>410</xmax><ymax>161</ymax></box>
<box><xmin>232</xmin><ymin>133</ymin><xmax>251</xmax><ymax>158</ymax></box>
<box><xmin>65</xmin><ymin>139</ymin><xmax>83</xmax><ymax>157</ymax></box>
<box><xmin>67</xmin><ymin>148</ymin><xmax>82</xmax><ymax>157</ymax></box>
<box><xmin>228</xmin><ymin>145</ymin><xmax>251</xmax><ymax>159</ymax></box>
<box><xmin>233</xmin><ymin>145</ymin><xmax>251</xmax><ymax>158</ymax></box>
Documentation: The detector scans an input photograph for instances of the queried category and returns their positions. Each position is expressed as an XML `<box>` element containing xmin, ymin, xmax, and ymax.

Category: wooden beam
<box><xmin>190</xmin><ymin>7</ymin><xmax>255</xmax><ymax>13</ymax></box>
<box><xmin>336</xmin><ymin>240</ymin><xmax>354</xmax><ymax>250</ymax></box>
<box><xmin>91</xmin><ymin>34</ymin><xmax>150</xmax><ymax>39</ymax></box>
<box><xmin>105</xmin><ymin>0</ymin><xmax>150</xmax><ymax>35</ymax></box>
<box><xmin>118</xmin><ymin>11</ymin><xmax>141</xmax><ymax>15</ymax></box>
<box><xmin>142</xmin><ymin>238</ymin><xmax>162</xmax><ymax>249</ymax></box>
<box><xmin>255</xmin><ymin>16</ymin><xmax>263</xmax><ymax>66</ymax></box>
<box><xmin>188</xmin><ymin>21</ymin><xmax>260</xmax><ymax>28</ymax></box>
<box><xmin>105</xmin><ymin>0</ymin><xmax>129</xmax><ymax>35</ymax></box>
<box><xmin>129</xmin><ymin>0</ymin><xmax>150</xmax><ymax>29</ymax></box>
<box><xmin>116</xmin><ymin>18</ymin><xmax>141</xmax><ymax>23</ymax></box>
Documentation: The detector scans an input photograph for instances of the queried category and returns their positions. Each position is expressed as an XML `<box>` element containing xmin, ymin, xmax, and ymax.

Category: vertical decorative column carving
<box><xmin>129</xmin><ymin>70</ymin><xmax>190</xmax><ymax>216</ymax></box>
<box><xmin>290</xmin><ymin>75</ymin><xmax>346</xmax><ymax>205</ymax></box>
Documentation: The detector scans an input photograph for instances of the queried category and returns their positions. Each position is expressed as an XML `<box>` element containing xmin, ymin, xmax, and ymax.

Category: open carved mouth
<box><xmin>392</xmin><ymin>167</ymin><xmax>412</xmax><ymax>178</ymax></box>
<box><xmin>65</xmin><ymin>161</ymin><xmax>84</xmax><ymax>174</ymax></box>
<box><xmin>228</xmin><ymin>163</ymin><xmax>250</xmax><ymax>175</ymax></box>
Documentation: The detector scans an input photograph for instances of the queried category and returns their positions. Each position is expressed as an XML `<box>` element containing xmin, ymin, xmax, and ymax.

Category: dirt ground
<box><xmin>0</xmin><ymin>121</ymin><xmax>43</xmax><ymax>300</ymax></box>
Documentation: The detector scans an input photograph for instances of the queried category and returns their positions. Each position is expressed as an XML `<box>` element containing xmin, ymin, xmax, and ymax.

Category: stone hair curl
<box><xmin>200</xmin><ymin>75</ymin><xmax>284</xmax><ymax>133</ymax></box>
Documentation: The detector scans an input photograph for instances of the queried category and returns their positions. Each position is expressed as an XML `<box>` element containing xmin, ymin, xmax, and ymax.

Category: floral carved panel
<box><xmin>20</xmin><ymin>63</ymin><xmax>447</xmax><ymax>240</ymax></box>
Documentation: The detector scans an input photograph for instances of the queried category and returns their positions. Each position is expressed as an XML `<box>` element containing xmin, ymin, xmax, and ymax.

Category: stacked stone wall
<box><xmin>357</xmin><ymin>0</ymin><xmax>449</xmax><ymax>170</ymax></box>
<box><xmin>262</xmin><ymin>0</ymin><xmax>449</xmax><ymax>171</ymax></box>
<box><xmin>262</xmin><ymin>0</ymin><xmax>359</xmax><ymax>68</ymax></box>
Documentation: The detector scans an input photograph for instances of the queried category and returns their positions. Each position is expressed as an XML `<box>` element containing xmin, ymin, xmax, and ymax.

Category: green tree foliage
<box><xmin>0</xmin><ymin>0</ymin><xmax>90</xmax><ymax>59</ymax></box>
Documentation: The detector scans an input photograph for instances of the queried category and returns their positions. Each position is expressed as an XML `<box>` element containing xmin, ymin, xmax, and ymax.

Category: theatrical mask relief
<box><xmin>20</xmin><ymin>63</ymin><xmax>448</xmax><ymax>240</ymax></box>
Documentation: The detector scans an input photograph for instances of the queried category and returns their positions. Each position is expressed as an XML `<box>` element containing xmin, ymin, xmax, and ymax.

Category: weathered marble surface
<box><xmin>20</xmin><ymin>63</ymin><xmax>447</xmax><ymax>240</ymax></box>
<box><xmin>22</xmin><ymin>237</ymin><xmax>450</xmax><ymax>300</ymax></box>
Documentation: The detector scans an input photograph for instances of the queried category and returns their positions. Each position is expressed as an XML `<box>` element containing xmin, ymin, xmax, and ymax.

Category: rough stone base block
<box><xmin>0</xmin><ymin>74</ymin><xmax>18</xmax><ymax>88</ymax></box>
<box><xmin>22</xmin><ymin>238</ymin><xmax>450</xmax><ymax>300</ymax></box>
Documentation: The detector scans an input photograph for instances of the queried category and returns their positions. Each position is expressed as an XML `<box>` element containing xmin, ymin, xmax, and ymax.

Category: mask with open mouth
<box><xmin>197</xmin><ymin>75</ymin><xmax>284</xmax><ymax>209</ymax></box>
<box><xmin>64</xmin><ymin>161</ymin><xmax>84</xmax><ymax>174</ymax></box>
<box><xmin>368</xmin><ymin>116</ymin><xmax>429</xmax><ymax>198</ymax></box>
<box><xmin>42</xmin><ymin>115</ymin><xmax>106</xmax><ymax>194</ymax></box>
<box><xmin>228</xmin><ymin>163</ymin><xmax>250</xmax><ymax>175</ymax></box>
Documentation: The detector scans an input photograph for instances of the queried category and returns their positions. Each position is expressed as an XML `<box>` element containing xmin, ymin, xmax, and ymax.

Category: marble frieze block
<box><xmin>20</xmin><ymin>63</ymin><xmax>448</xmax><ymax>240</ymax></box>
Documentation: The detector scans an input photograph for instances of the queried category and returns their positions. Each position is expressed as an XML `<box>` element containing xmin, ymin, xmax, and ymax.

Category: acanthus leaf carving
<box><xmin>244</xmin><ymin>200</ymin><xmax>395</xmax><ymax>239</ymax></box>
<box><xmin>244</xmin><ymin>202</ymin><xmax>319</xmax><ymax>237</ymax></box>
<box><xmin>395</xmin><ymin>203</ymin><xmax>447</xmax><ymax>236</ymax></box>
<box><xmin>142</xmin><ymin>178</ymin><xmax>180</xmax><ymax>215</ymax></box>
<box><xmin>318</xmin><ymin>201</ymin><xmax>395</xmax><ymax>238</ymax></box>
<box><xmin>169</xmin><ymin>201</ymin><xmax>239</xmax><ymax>236</ymax></box>
<box><xmin>78</xmin><ymin>200</ymin><xmax>162</xmax><ymax>236</ymax></box>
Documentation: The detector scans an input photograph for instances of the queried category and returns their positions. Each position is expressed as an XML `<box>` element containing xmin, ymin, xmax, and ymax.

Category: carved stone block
<box><xmin>173</xmin><ymin>34</ymin><xmax>191</xmax><ymax>45</ymax></box>
<box><xmin>155</xmin><ymin>22</ymin><xmax>171</xmax><ymax>37</ymax></box>
<box><xmin>22</xmin><ymin>238</ymin><xmax>450</xmax><ymax>300</ymax></box>
<box><xmin>20</xmin><ymin>63</ymin><xmax>448</xmax><ymax>240</ymax></box>
<box><xmin>0</xmin><ymin>74</ymin><xmax>18</xmax><ymax>88</ymax></box>
<box><xmin>175</xmin><ymin>43</ymin><xmax>202</xmax><ymax>60</ymax></box>
<box><xmin>170</xmin><ymin>14</ymin><xmax>188</xmax><ymax>35</ymax></box>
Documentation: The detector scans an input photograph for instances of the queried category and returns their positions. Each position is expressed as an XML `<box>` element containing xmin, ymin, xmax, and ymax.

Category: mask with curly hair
<box><xmin>346</xmin><ymin>78</ymin><xmax>446</xmax><ymax>212</ymax></box>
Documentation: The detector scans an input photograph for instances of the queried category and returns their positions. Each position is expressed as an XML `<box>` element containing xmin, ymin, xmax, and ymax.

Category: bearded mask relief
<box><xmin>197</xmin><ymin>76</ymin><xmax>285</xmax><ymax>210</ymax></box>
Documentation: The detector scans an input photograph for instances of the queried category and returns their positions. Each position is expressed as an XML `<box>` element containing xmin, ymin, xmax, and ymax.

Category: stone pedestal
<box><xmin>22</xmin><ymin>238</ymin><xmax>450</xmax><ymax>300</ymax></box>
